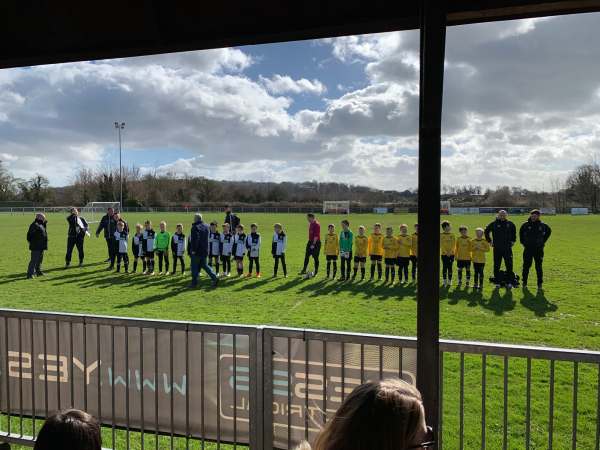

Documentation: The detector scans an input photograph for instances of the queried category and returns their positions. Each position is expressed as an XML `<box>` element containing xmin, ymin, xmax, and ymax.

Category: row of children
<box><xmin>112</xmin><ymin>220</ymin><xmax>289</xmax><ymax>277</ymax></box>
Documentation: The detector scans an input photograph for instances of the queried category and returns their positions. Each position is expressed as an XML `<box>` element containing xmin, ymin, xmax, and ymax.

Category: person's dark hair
<box><xmin>530</xmin><ymin>209</ymin><xmax>540</xmax><ymax>215</ymax></box>
<box><xmin>34</xmin><ymin>409</ymin><xmax>101</xmax><ymax>450</ymax></box>
<box><xmin>341</xmin><ymin>219</ymin><xmax>350</xmax><ymax>226</ymax></box>
<box><xmin>307</xmin><ymin>213</ymin><xmax>315</xmax><ymax>219</ymax></box>
<box><xmin>441</xmin><ymin>221</ymin><xmax>450</xmax><ymax>230</ymax></box>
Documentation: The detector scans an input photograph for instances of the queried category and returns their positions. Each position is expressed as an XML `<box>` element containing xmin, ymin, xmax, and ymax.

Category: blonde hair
<box><xmin>306</xmin><ymin>379</ymin><xmax>424</xmax><ymax>450</ymax></box>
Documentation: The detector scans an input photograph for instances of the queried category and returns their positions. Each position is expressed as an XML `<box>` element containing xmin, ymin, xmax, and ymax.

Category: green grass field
<box><xmin>1</xmin><ymin>211</ymin><xmax>599</xmax><ymax>449</ymax></box>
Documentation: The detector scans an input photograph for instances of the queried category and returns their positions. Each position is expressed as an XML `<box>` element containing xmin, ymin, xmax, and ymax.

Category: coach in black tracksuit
<box><xmin>520</xmin><ymin>209</ymin><xmax>552</xmax><ymax>289</ymax></box>
<box><xmin>224</xmin><ymin>205</ymin><xmax>240</xmax><ymax>231</ymax></box>
<box><xmin>485</xmin><ymin>210</ymin><xmax>517</xmax><ymax>286</ymax></box>
<box><xmin>65</xmin><ymin>208</ymin><xmax>89</xmax><ymax>267</ymax></box>
<box><xmin>26</xmin><ymin>213</ymin><xmax>48</xmax><ymax>279</ymax></box>
<box><xmin>95</xmin><ymin>208</ymin><xmax>118</xmax><ymax>266</ymax></box>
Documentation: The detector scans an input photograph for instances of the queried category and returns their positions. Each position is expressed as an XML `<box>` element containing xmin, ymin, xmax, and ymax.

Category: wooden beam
<box><xmin>417</xmin><ymin>0</ymin><xmax>446</xmax><ymax>445</ymax></box>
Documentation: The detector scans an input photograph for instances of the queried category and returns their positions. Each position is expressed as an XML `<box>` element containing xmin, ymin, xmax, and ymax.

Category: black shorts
<box><xmin>326</xmin><ymin>255</ymin><xmax>338</xmax><ymax>261</ymax></box>
<box><xmin>370</xmin><ymin>255</ymin><xmax>382</xmax><ymax>262</ymax></box>
<box><xmin>234</xmin><ymin>256</ymin><xmax>244</xmax><ymax>262</ymax></box>
<box><xmin>145</xmin><ymin>251</ymin><xmax>154</xmax><ymax>258</ymax></box>
<box><xmin>384</xmin><ymin>258</ymin><xmax>396</xmax><ymax>265</ymax></box>
<box><xmin>457</xmin><ymin>259</ymin><xmax>471</xmax><ymax>269</ymax></box>
<box><xmin>397</xmin><ymin>256</ymin><xmax>410</xmax><ymax>265</ymax></box>
<box><xmin>354</xmin><ymin>256</ymin><xmax>367</xmax><ymax>263</ymax></box>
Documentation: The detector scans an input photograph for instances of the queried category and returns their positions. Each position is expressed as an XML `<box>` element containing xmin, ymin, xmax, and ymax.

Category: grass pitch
<box><xmin>0</xmin><ymin>211</ymin><xmax>599</xmax><ymax>449</ymax></box>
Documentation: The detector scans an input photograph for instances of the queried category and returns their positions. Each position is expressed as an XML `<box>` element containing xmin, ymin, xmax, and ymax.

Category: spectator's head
<box><xmin>34</xmin><ymin>409</ymin><xmax>101</xmax><ymax>450</ymax></box>
<box><xmin>475</xmin><ymin>227</ymin><xmax>484</xmax><ymax>238</ymax></box>
<box><xmin>35</xmin><ymin>213</ymin><xmax>46</xmax><ymax>223</ymax></box>
<box><xmin>459</xmin><ymin>225</ymin><xmax>468</xmax><ymax>236</ymax></box>
<box><xmin>530</xmin><ymin>209</ymin><xmax>541</xmax><ymax>221</ymax></box>
<box><xmin>308</xmin><ymin>379</ymin><xmax>431</xmax><ymax>450</ymax></box>
<box><xmin>498</xmin><ymin>210</ymin><xmax>508</xmax><ymax>220</ymax></box>
<box><xmin>107</xmin><ymin>207</ymin><xmax>114</xmax><ymax>216</ymax></box>
<box><xmin>358</xmin><ymin>225</ymin><xmax>366</xmax><ymax>236</ymax></box>
<box><xmin>194</xmin><ymin>213</ymin><xmax>203</xmax><ymax>224</ymax></box>
<box><xmin>307</xmin><ymin>213</ymin><xmax>315</xmax><ymax>223</ymax></box>
<box><xmin>117</xmin><ymin>221</ymin><xmax>124</xmax><ymax>232</ymax></box>
<box><xmin>441</xmin><ymin>221</ymin><xmax>451</xmax><ymax>232</ymax></box>
<box><xmin>251</xmin><ymin>223</ymin><xmax>258</xmax><ymax>233</ymax></box>
<box><xmin>400</xmin><ymin>224</ymin><xmax>408</xmax><ymax>235</ymax></box>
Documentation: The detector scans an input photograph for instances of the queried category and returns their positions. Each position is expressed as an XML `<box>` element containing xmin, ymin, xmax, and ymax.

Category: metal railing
<box><xmin>0</xmin><ymin>308</ymin><xmax>599</xmax><ymax>449</ymax></box>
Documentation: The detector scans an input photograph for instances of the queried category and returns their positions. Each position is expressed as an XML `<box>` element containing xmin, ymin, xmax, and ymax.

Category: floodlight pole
<box><xmin>417</xmin><ymin>0</ymin><xmax>446</xmax><ymax>446</ymax></box>
<box><xmin>114</xmin><ymin>121</ymin><xmax>125</xmax><ymax>209</ymax></box>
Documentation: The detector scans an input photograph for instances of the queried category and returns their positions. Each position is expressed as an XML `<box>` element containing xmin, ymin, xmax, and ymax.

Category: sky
<box><xmin>1</xmin><ymin>13</ymin><xmax>600</xmax><ymax>190</ymax></box>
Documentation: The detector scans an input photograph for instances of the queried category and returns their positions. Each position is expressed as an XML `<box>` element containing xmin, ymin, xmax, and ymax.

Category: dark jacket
<box><xmin>225</xmin><ymin>212</ymin><xmax>240</xmax><ymax>230</ymax></box>
<box><xmin>96</xmin><ymin>214</ymin><xmax>117</xmax><ymax>239</ymax></box>
<box><xmin>190</xmin><ymin>221</ymin><xmax>210</xmax><ymax>258</ymax></box>
<box><xmin>520</xmin><ymin>219</ymin><xmax>552</xmax><ymax>249</ymax></box>
<box><xmin>27</xmin><ymin>220</ymin><xmax>48</xmax><ymax>251</ymax></box>
<box><xmin>67</xmin><ymin>214</ymin><xmax>88</xmax><ymax>238</ymax></box>
<box><xmin>484</xmin><ymin>219</ymin><xmax>516</xmax><ymax>250</ymax></box>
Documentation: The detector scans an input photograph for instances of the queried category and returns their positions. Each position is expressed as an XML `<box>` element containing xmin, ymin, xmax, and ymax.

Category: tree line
<box><xmin>0</xmin><ymin>161</ymin><xmax>599</xmax><ymax>212</ymax></box>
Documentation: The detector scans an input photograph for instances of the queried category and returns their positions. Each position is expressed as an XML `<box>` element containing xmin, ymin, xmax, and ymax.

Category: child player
<box><xmin>232</xmin><ymin>224</ymin><xmax>247</xmax><ymax>277</ymax></box>
<box><xmin>396</xmin><ymin>224</ymin><xmax>412</xmax><ymax>284</ymax></box>
<box><xmin>368</xmin><ymin>223</ymin><xmax>384</xmax><ymax>281</ymax></box>
<box><xmin>352</xmin><ymin>226</ymin><xmax>369</xmax><ymax>280</ymax></box>
<box><xmin>338</xmin><ymin>220</ymin><xmax>353</xmax><ymax>281</ymax></box>
<box><xmin>142</xmin><ymin>220</ymin><xmax>156</xmax><ymax>275</ymax></box>
<box><xmin>440</xmin><ymin>220</ymin><xmax>456</xmax><ymax>287</ymax></box>
<box><xmin>382</xmin><ymin>226</ymin><xmax>399</xmax><ymax>284</ymax></box>
<box><xmin>455</xmin><ymin>225</ymin><xmax>472</xmax><ymax>287</ymax></box>
<box><xmin>220</xmin><ymin>223</ymin><xmax>234</xmax><ymax>277</ymax></box>
<box><xmin>272</xmin><ymin>223</ymin><xmax>287</xmax><ymax>277</ymax></box>
<box><xmin>471</xmin><ymin>227</ymin><xmax>490</xmax><ymax>290</ymax></box>
<box><xmin>114</xmin><ymin>220</ymin><xmax>129</xmax><ymax>273</ymax></box>
<box><xmin>410</xmin><ymin>224</ymin><xmax>418</xmax><ymax>282</ymax></box>
<box><xmin>246</xmin><ymin>223</ymin><xmax>261</xmax><ymax>277</ymax></box>
<box><xmin>155</xmin><ymin>221</ymin><xmax>171</xmax><ymax>275</ymax></box>
<box><xmin>131</xmin><ymin>223</ymin><xmax>145</xmax><ymax>273</ymax></box>
<box><xmin>208</xmin><ymin>221</ymin><xmax>221</xmax><ymax>276</ymax></box>
<box><xmin>171</xmin><ymin>223</ymin><xmax>186</xmax><ymax>275</ymax></box>
<box><xmin>324</xmin><ymin>224</ymin><xmax>339</xmax><ymax>279</ymax></box>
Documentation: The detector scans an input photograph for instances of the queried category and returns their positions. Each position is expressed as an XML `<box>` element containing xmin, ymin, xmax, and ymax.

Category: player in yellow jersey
<box><xmin>396</xmin><ymin>224</ymin><xmax>412</xmax><ymax>284</ymax></box>
<box><xmin>324</xmin><ymin>224</ymin><xmax>340</xmax><ymax>279</ymax></box>
<box><xmin>368</xmin><ymin>223</ymin><xmax>384</xmax><ymax>280</ymax></box>
<box><xmin>455</xmin><ymin>225</ymin><xmax>472</xmax><ymax>287</ymax></box>
<box><xmin>352</xmin><ymin>226</ymin><xmax>369</xmax><ymax>280</ymax></box>
<box><xmin>440</xmin><ymin>220</ymin><xmax>456</xmax><ymax>287</ymax></box>
<box><xmin>471</xmin><ymin>227</ymin><xmax>491</xmax><ymax>290</ymax></box>
<box><xmin>382</xmin><ymin>226</ymin><xmax>399</xmax><ymax>284</ymax></box>
<box><xmin>410</xmin><ymin>224</ymin><xmax>418</xmax><ymax>281</ymax></box>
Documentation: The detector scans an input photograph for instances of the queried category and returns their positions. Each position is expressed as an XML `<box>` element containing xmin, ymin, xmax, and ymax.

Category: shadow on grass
<box><xmin>520</xmin><ymin>287</ymin><xmax>558</xmax><ymax>317</ymax></box>
<box><xmin>0</xmin><ymin>261</ymin><xmax>107</xmax><ymax>285</ymax></box>
<box><xmin>481</xmin><ymin>287</ymin><xmax>516</xmax><ymax>315</ymax></box>
<box><xmin>114</xmin><ymin>286</ymin><xmax>190</xmax><ymax>308</ymax></box>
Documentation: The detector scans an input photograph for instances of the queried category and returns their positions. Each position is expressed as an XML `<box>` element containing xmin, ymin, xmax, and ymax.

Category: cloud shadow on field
<box><xmin>520</xmin><ymin>287</ymin><xmax>558</xmax><ymax>317</ymax></box>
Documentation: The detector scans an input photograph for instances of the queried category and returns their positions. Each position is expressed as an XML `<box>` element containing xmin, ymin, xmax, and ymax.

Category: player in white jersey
<box><xmin>170</xmin><ymin>223</ymin><xmax>186</xmax><ymax>275</ymax></box>
<box><xmin>272</xmin><ymin>223</ymin><xmax>287</xmax><ymax>277</ymax></box>
<box><xmin>232</xmin><ymin>224</ymin><xmax>247</xmax><ymax>277</ymax></box>
<box><xmin>220</xmin><ymin>223</ymin><xmax>234</xmax><ymax>277</ymax></box>
<box><xmin>208</xmin><ymin>221</ymin><xmax>221</xmax><ymax>276</ymax></box>
<box><xmin>245</xmin><ymin>223</ymin><xmax>262</xmax><ymax>277</ymax></box>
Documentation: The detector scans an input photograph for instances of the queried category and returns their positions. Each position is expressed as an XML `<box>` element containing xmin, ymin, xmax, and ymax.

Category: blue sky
<box><xmin>1</xmin><ymin>14</ymin><xmax>600</xmax><ymax>190</ymax></box>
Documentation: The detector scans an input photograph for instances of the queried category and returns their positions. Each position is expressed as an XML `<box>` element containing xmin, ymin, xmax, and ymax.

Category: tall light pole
<box><xmin>114</xmin><ymin>122</ymin><xmax>125</xmax><ymax>209</ymax></box>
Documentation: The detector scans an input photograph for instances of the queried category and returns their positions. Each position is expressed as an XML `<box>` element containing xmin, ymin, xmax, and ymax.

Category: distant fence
<box><xmin>0</xmin><ymin>309</ymin><xmax>599</xmax><ymax>449</ymax></box>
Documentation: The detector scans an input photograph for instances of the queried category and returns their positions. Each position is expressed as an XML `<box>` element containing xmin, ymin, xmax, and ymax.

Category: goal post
<box><xmin>81</xmin><ymin>202</ymin><xmax>121</xmax><ymax>223</ymax></box>
<box><xmin>323</xmin><ymin>201</ymin><xmax>350</xmax><ymax>214</ymax></box>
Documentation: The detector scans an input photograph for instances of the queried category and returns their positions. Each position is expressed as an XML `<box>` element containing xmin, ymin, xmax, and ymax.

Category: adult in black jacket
<box><xmin>484</xmin><ymin>210</ymin><xmax>517</xmax><ymax>287</ymax></box>
<box><xmin>65</xmin><ymin>208</ymin><xmax>89</xmax><ymax>267</ymax></box>
<box><xmin>189</xmin><ymin>213</ymin><xmax>218</xmax><ymax>288</ymax></box>
<box><xmin>224</xmin><ymin>205</ymin><xmax>240</xmax><ymax>231</ymax></box>
<box><xmin>95</xmin><ymin>208</ymin><xmax>117</xmax><ymax>265</ymax></box>
<box><xmin>519</xmin><ymin>209</ymin><xmax>552</xmax><ymax>289</ymax></box>
<box><xmin>26</xmin><ymin>213</ymin><xmax>48</xmax><ymax>278</ymax></box>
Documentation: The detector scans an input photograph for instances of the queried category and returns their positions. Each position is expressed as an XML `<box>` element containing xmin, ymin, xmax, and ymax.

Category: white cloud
<box><xmin>260</xmin><ymin>74</ymin><xmax>326</xmax><ymax>96</ymax></box>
